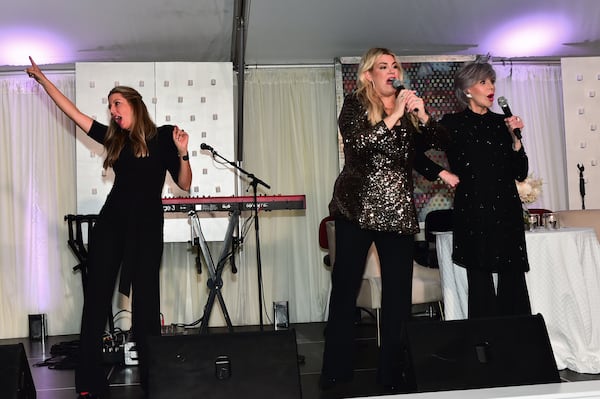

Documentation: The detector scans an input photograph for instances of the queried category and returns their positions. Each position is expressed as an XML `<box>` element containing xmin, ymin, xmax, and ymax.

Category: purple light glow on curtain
<box><xmin>483</xmin><ymin>13</ymin><xmax>568</xmax><ymax>58</ymax></box>
<box><xmin>27</xmin><ymin>189</ymin><xmax>52</xmax><ymax>313</ymax></box>
<box><xmin>0</xmin><ymin>27</ymin><xmax>70</xmax><ymax>65</ymax></box>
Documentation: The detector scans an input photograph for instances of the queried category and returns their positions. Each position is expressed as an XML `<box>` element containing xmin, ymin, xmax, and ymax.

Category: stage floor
<box><xmin>3</xmin><ymin>319</ymin><xmax>600</xmax><ymax>399</ymax></box>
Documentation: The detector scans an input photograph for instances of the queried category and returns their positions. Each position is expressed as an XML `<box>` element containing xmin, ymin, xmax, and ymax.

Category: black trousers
<box><xmin>466</xmin><ymin>267</ymin><xmax>531</xmax><ymax>318</ymax></box>
<box><xmin>75</xmin><ymin>215</ymin><xmax>163</xmax><ymax>394</ymax></box>
<box><xmin>321</xmin><ymin>217</ymin><xmax>414</xmax><ymax>386</ymax></box>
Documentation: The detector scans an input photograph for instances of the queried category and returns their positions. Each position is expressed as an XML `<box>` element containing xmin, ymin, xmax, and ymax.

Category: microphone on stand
<box><xmin>200</xmin><ymin>143</ymin><xmax>214</xmax><ymax>152</ymax></box>
<box><xmin>497</xmin><ymin>96</ymin><xmax>522</xmax><ymax>139</ymax></box>
<box><xmin>578</xmin><ymin>163</ymin><xmax>586</xmax><ymax>210</ymax></box>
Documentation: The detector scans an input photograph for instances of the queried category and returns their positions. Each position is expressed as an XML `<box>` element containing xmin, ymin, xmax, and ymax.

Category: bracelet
<box><xmin>180</xmin><ymin>152</ymin><xmax>189</xmax><ymax>161</ymax></box>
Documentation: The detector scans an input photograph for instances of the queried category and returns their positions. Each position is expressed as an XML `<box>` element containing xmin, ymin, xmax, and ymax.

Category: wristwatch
<box><xmin>181</xmin><ymin>152</ymin><xmax>189</xmax><ymax>161</ymax></box>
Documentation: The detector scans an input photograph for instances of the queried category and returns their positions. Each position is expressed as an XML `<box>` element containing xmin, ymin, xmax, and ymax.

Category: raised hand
<box><xmin>25</xmin><ymin>56</ymin><xmax>44</xmax><ymax>83</ymax></box>
<box><xmin>172</xmin><ymin>126</ymin><xmax>189</xmax><ymax>155</ymax></box>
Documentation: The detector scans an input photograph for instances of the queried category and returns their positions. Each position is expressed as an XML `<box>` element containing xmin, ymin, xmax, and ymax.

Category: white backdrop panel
<box><xmin>75</xmin><ymin>62</ymin><xmax>235</xmax><ymax>241</ymax></box>
<box><xmin>561</xmin><ymin>57</ymin><xmax>600</xmax><ymax>210</ymax></box>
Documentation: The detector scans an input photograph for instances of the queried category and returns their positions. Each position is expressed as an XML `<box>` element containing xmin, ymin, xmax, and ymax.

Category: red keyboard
<box><xmin>162</xmin><ymin>194</ymin><xmax>306</xmax><ymax>213</ymax></box>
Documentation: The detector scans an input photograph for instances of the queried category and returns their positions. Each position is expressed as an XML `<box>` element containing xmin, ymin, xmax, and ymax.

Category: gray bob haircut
<box><xmin>454</xmin><ymin>61</ymin><xmax>496</xmax><ymax>108</ymax></box>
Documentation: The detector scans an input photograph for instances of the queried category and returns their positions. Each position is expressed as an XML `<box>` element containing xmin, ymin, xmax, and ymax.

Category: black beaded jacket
<box><xmin>440</xmin><ymin>108</ymin><xmax>530</xmax><ymax>272</ymax></box>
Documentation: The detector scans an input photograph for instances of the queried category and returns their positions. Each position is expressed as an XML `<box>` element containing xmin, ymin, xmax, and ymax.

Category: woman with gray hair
<box><xmin>440</xmin><ymin>59</ymin><xmax>531</xmax><ymax>318</ymax></box>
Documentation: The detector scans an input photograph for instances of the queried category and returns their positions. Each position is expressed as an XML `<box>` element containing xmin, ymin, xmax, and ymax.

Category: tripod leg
<box><xmin>215</xmin><ymin>289</ymin><xmax>234</xmax><ymax>332</ymax></box>
<box><xmin>199</xmin><ymin>284</ymin><xmax>218</xmax><ymax>334</ymax></box>
<box><xmin>193</xmin><ymin>210</ymin><xmax>239</xmax><ymax>334</ymax></box>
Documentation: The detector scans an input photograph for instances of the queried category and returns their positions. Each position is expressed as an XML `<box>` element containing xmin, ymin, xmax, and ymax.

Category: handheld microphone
<box><xmin>392</xmin><ymin>79</ymin><xmax>405</xmax><ymax>92</ymax></box>
<box><xmin>497</xmin><ymin>96</ymin><xmax>522</xmax><ymax>139</ymax></box>
<box><xmin>392</xmin><ymin>79</ymin><xmax>419</xmax><ymax>113</ymax></box>
<box><xmin>200</xmin><ymin>143</ymin><xmax>214</xmax><ymax>152</ymax></box>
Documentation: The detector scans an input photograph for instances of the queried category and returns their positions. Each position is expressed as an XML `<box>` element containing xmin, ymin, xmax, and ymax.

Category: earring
<box><xmin>371</xmin><ymin>80</ymin><xmax>375</xmax><ymax>88</ymax></box>
<box><xmin>465</xmin><ymin>92</ymin><xmax>472</xmax><ymax>98</ymax></box>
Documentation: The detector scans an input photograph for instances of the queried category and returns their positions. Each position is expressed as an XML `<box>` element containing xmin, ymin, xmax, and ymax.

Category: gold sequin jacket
<box><xmin>329</xmin><ymin>93</ymin><xmax>446</xmax><ymax>233</ymax></box>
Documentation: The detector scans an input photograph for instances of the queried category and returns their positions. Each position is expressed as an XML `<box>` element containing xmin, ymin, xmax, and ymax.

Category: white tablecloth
<box><xmin>436</xmin><ymin>227</ymin><xmax>600</xmax><ymax>373</ymax></box>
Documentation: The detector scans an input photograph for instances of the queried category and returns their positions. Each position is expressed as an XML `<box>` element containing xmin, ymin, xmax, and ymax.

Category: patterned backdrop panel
<box><xmin>337</xmin><ymin>60</ymin><xmax>464</xmax><ymax>221</ymax></box>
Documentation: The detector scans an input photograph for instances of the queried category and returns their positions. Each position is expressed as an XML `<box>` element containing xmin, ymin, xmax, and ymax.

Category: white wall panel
<box><xmin>561</xmin><ymin>57</ymin><xmax>600</xmax><ymax>210</ymax></box>
<box><xmin>75</xmin><ymin>62</ymin><xmax>234</xmax><ymax>241</ymax></box>
<box><xmin>155</xmin><ymin>62</ymin><xmax>235</xmax><ymax>242</ymax></box>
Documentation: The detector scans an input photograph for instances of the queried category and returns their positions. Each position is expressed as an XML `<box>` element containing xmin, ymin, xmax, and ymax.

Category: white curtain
<box><xmin>494</xmin><ymin>64</ymin><xmax>568</xmax><ymax>212</ymax></box>
<box><xmin>159</xmin><ymin>67</ymin><xmax>340</xmax><ymax>329</ymax></box>
<box><xmin>0</xmin><ymin>63</ymin><xmax>567</xmax><ymax>339</ymax></box>
<box><xmin>0</xmin><ymin>74</ymin><xmax>81</xmax><ymax>338</ymax></box>
<box><xmin>238</xmin><ymin>67</ymin><xmax>339</xmax><ymax>324</ymax></box>
<box><xmin>0</xmin><ymin>67</ymin><xmax>339</xmax><ymax>338</ymax></box>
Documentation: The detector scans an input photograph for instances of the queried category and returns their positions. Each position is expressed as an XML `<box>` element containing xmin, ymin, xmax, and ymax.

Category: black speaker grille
<box><xmin>406</xmin><ymin>314</ymin><xmax>560</xmax><ymax>392</ymax></box>
<box><xmin>147</xmin><ymin>329</ymin><xmax>302</xmax><ymax>399</ymax></box>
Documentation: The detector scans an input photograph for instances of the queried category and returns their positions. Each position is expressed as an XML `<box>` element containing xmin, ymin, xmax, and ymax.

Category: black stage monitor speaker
<box><xmin>146</xmin><ymin>329</ymin><xmax>302</xmax><ymax>399</ymax></box>
<box><xmin>0</xmin><ymin>343</ymin><xmax>37</xmax><ymax>399</ymax></box>
<box><xmin>405</xmin><ymin>313</ymin><xmax>560</xmax><ymax>392</ymax></box>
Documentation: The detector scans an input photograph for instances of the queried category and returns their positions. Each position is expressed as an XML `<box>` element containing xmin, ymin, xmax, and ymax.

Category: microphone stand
<box><xmin>206</xmin><ymin>147</ymin><xmax>270</xmax><ymax>330</ymax></box>
<box><xmin>578</xmin><ymin>163</ymin><xmax>586</xmax><ymax>210</ymax></box>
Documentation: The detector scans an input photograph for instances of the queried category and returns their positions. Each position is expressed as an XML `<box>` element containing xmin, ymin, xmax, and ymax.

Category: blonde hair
<box><xmin>356</xmin><ymin>48</ymin><xmax>400</xmax><ymax>125</ymax></box>
<box><xmin>103</xmin><ymin>86</ymin><xmax>157</xmax><ymax>169</ymax></box>
<box><xmin>355</xmin><ymin>47</ymin><xmax>419</xmax><ymax>129</ymax></box>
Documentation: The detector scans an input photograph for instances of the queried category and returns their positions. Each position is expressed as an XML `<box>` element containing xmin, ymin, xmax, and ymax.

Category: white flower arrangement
<box><xmin>516</xmin><ymin>174</ymin><xmax>543</xmax><ymax>204</ymax></box>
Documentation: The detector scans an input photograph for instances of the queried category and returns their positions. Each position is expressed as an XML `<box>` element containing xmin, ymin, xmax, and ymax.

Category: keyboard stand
<box><xmin>64</xmin><ymin>214</ymin><xmax>116</xmax><ymax>335</ymax></box>
<box><xmin>189</xmin><ymin>210</ymin><xmax>238</xmax><ymax>334</ymax></box>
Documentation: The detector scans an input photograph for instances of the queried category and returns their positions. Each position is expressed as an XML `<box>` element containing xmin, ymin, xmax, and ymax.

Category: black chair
<box><xmin>318</xmin><ymin>215</ymin><xmax>335</xmax><ymax>267</ymax></box>
<box><xmin>424</xmin><ymin>209</ymin><xmax>453</xmax><ymax>268</ymax></box>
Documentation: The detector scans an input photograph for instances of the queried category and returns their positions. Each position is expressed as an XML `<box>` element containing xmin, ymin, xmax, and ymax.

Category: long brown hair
<box><xmin>103</xmin><ymin>86</ymin><xmax>157</xmax><ymax>169</ymax></box>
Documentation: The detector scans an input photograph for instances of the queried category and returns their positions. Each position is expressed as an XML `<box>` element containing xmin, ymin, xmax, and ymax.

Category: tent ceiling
<box><xmin>2</xmin><ymin>0</ymin><xmax>600</xmax><ymax>70</ymax></box>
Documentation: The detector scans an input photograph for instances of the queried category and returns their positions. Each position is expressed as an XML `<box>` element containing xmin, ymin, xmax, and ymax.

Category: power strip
<box><xmin>102</xmin><ymin>344</ymin><xmax>124</xmax><ymax>364</ymax></box>
<box><xmin>124</xmin><ymin>342</ymin><xmax>139</xmax><ymax>366</ymax></box>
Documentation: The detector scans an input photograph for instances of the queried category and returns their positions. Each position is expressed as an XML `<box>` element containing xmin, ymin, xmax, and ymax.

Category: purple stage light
<box><xmin>0</xmin><ymin>26</ymin><xmax>71</xmax><ymax>66</ymax></box>
<box><xmin>482</xmin><ymin>13</ymin><xmax>568</xmax><ymax>58</ymax></box>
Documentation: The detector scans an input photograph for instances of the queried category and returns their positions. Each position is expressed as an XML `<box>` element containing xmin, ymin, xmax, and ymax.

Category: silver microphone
<box><xmin>497</xmin><ymin>96</ymin><xmax>522</xmax><ymax>139</ymax></box>
<box><xmin>392</xmin><ymin>79</ymin><xmax>405</xmax><ymax>91</ymax></box>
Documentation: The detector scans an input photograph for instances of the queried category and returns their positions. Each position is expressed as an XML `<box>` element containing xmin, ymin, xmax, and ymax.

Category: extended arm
<box><xmin>26</xmin><ymin>56</ymin><xmax>93</xmax><ymax>133</ymax></box>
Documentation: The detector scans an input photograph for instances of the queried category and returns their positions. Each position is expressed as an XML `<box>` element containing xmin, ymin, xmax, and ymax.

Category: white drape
<box><xmin>0</xmin><ymin>63</ymin><xmax>566</xmax><ymax>339</ymax></box>
<box><xmin>159</xmin><ymin>68</ymin><xmax>340</xmax><ymax>329</ymax></box>
<box><xmin>494</xmin><ymin>64</ymin><xmax>568</xmax><ymax>212</ymax></box>
<box><xmin>0</xmin><ymin>74</ymin><xmax>81</xmax><ymax>338</ymax></box>
<box><xmin>0</xmin><ymin>67</ymin><xmax>339</xmax><ymax>338</ymax></box>
<box><xmin>238</xmin><ymin>67</ymin><xmax>339</xmax><ymax>324</ymax></box>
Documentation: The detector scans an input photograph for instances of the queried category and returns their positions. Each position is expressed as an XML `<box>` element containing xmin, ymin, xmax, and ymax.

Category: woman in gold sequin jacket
<box><xmin>320</xmin><ymin>47</ymin><xmax>457</xmax><ymax>391</ymax></box>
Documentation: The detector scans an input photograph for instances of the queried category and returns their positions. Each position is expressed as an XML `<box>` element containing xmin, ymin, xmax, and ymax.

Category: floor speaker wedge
<box><xmin>0</xmin><ymin>343</ymin><xmax>37</xmax><ymax>399</ymax></box>
<box><xmin>405</xmin><ymin>313</ymin><xmax>560</xmax><ymax>392</ymax></box>
<box><xmin>147</xmin><ymin>329</ymin><xmax>302</xmax><ymax>399</ymax></box>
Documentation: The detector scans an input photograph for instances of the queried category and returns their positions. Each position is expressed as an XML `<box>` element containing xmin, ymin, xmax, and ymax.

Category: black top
<box><xmin>89</xmin><ymin>120</ymin><xmax>181</xmax><ymax>214</ymax></box>
<box><xmin>88</xmin><ymin>120</ymin><xmax>181</xmax><ymax>294</ymax></box>
<box><xmin>440</xmin><ymin>108</ymin><xmax>529</xmax><ymax>272</ymax></box>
